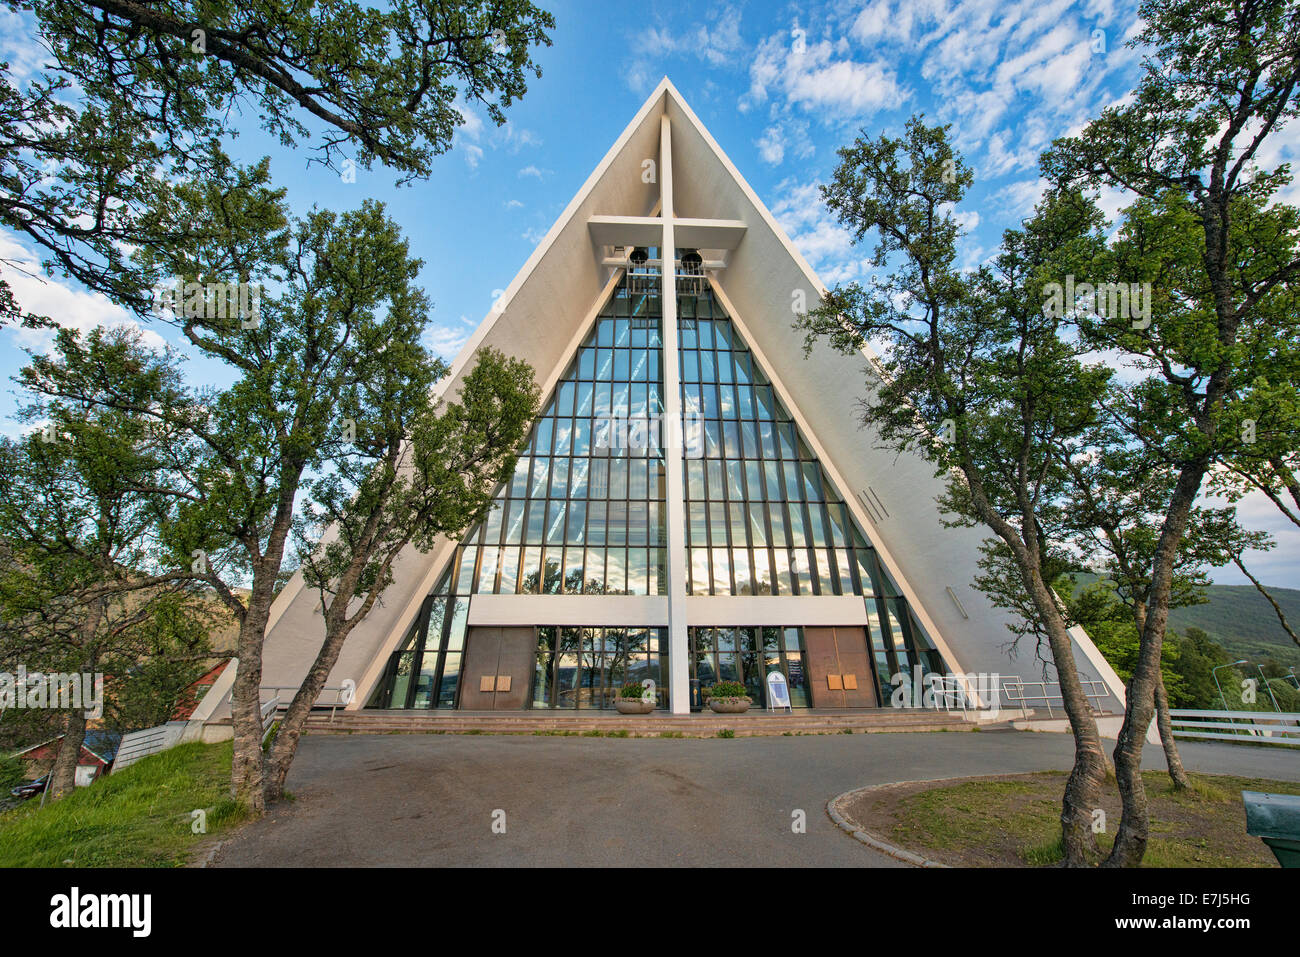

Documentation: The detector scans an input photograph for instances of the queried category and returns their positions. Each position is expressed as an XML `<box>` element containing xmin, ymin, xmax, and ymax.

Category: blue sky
<box><xmin>1</xmin><ymin>0</ymin><xmax>1297</xmax><ymax>588</ymax></box>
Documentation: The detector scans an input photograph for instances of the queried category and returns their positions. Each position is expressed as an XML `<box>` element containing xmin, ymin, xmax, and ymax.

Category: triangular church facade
<box><xmin>253</xmin><ymin>79</ymin><xmax>1126</xmax><ymax>717</ymax></box>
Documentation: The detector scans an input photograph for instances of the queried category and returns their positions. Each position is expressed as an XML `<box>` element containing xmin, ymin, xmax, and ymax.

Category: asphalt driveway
<box><xmin>209</xmin><ymin>731</ymin><xmax>1299</xmax><ymax>867</ymax></box>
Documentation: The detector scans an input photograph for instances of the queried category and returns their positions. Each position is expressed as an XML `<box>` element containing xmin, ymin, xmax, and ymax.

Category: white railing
<box><xmin>675</xmin><ymin>259</ymin><xmax>706</xmax><ymax>295</ymax></box>
<box><xmin>112</xmin><ymin>725</ymin><xmax>179</xmax><ymax>773</ymax></box>
<box><xmin>1170</xmin><ymin>709</ymin><xmax>1300</xmax><ymax>747</ymax></box>
<box><xmin>260</xmin><ymin>685</ymin><xmax>353</xmax><ymax>724</ymax></box>
<box><xmin>1000</xmin><ymin>675</ymin><xmax>1114</xmax><ymax>719</ymax></box>
<box><xmin>259</xmin><ymin>696</ymin><xmax>280</xmax><ymax>744</ymax></box>
<box><xmin>931</xmin><ymin>675</ymin><xmax>972</xmax><ymax>714</ymax></box>
<box><xmin>626</xmin><ymin>264</ymin><xmax>659</xmax><ymax>296</ymax></box>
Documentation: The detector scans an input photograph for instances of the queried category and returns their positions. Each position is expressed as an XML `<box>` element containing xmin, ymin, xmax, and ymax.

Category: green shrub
<box><xmin>0</xmin><ymin>754</ymin><xmax>26</xmax><ymax>791</ymax></box>
<box><xmin>703</xmin><ymin>681</ymin><xmax>749</xmax><ymax>699</ymax></box>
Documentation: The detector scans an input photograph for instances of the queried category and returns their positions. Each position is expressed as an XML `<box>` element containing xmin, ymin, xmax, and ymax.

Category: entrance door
<box><xmin>803</xmin><ymin>626</ymin><xmax>877</xmax><ymax>708</ymax></box>
<box><xmin>459</xmin><ymin>626</ymin><xmax>536</xmax><ymax>710</ymax></box>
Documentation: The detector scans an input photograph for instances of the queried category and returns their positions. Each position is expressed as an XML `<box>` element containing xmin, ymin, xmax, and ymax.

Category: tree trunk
<box><xmin>1134</xmin><ymin>603</ymin><xmax>1188</xmax><ymax>789</ymax></box>
<box><xmin>968</xmin><ymin>484</ymin><xmax>1108</xmax><ymax>866</ymax></box>
<box><xmin>1017</xmin><ymin>560</ymin><xmax>1108</xmax><ymax>865</ymax></box>
<box><xmin>1043</xmin><ymin>620</ymin><xmax>1110</xmax><ymax>865</ymax></box>
<box><xmin>1105</xmin><ymin>468</ymin><xmax>1204</xmax><ymax>867</ymax></box>
<box><xmin>1154</xmin><ymin>670</ymin><xmax>1190</xmax><ymax>789</ymax></box>
<box><xmin>48</xmin><ymin>707</ymin><xmax>87</xmax><ymax>800</ymax></box>
<box><xmin>229</xmin><ymin>607</ymin><xmax>270</xmax><ymax>815</ymax></box>
<box><xmin>50</xmin><ymin>599</ymin><xmax>105</xmax><ymax>802</ymax></box>
<box><xmin>263</xmin><ymin>609</ymin><xmax>359</xmax><ymax>804</ymax></box>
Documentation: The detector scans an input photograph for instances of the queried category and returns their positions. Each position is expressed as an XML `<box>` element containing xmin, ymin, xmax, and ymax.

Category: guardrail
<box><xmin>1170</xmin><ymin>709</ymin><xmax>1300</xmax><ymax>747</ymax></box>
<box><xmin>260</xmin><ymin>685</ymin><xmax>353</xmax><ymax>723</ymax></box>
<box><xmin>931</xmin><ymin>675</ymin><xmax>973</xmax><ymax>714</ymax></box>
<box><xmin>259</xmin><ymin>697</ymin><xmax>279</xmax><ymax>744</ymax></box>
<box><xmin>112</xmin><ymin>725</ymin><xmax>174</xmax><ymax>773</ymax></box>
<box><xmin>1001</xmin><ymin>676</ymin><xmax>1113</xmax><ymax>719</ymax></box>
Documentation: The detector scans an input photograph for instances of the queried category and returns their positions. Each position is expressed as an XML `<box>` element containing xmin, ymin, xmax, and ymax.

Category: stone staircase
<box><xmin>300</xmin><ymin>708</ymin><xmax>974</xmax><ymax>737</ymax></box>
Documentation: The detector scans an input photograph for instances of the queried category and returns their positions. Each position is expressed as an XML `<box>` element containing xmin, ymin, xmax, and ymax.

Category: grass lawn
<box><xmin>841</xmin><ymin>770</ymin><xmax>1300</xmax><ymax>867</ymax></box>
<box><xmin>0</xmin><ymin>740</ymin><xmax>246</xmax><ymax>867</ymax></box>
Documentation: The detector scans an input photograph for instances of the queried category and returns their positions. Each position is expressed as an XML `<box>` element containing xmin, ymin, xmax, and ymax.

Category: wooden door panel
<box><xmin>803</xmin><ymin>626</ymin><xmax>845</xmax><ymax>709</ymax></box>
<box><xmin>494</xmin><ymin>627</ymin><xmax>536</xmax><ymax>710</ymax></box>
<box><xmin>459</xmin><ymin>627</ymin><xmax>499</xmax><ymax>710</ymax></box>
<box><xmin>834</xmin><ymin>627</ymin><xmax>877</xmax><ymax>708</ymax></box>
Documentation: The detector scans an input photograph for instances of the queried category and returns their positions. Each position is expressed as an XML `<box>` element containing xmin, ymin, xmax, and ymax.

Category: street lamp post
<box><xmin>1258</xmin><ymin>664</ymin><xmax>1283</xmax><ymax>713</ymax></box>
<box><xmin>1213</xmin><ymin>660</ymin><xmax>1249</xmax><ymax>735</ymax></box>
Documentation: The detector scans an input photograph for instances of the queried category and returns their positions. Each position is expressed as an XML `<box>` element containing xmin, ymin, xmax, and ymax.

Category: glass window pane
<box><xmin>520</xmin><ymin>547</ymin><xmax>542</xmax><ymax>592</ymax></box>
<box><xmin>545</xmin><ymin>500</ymin><xmax>566</xmax><ymax>545</ymax></box>
<box><xmin>584</xmin><ymin>547</ymin><xmax>606</xmax><ymax>592</ymax></box>
<box><xmin>711</xmin><ymin>547</ymin><xmax>731</xmax><ymax>593</ymax></box>
<box><xmin>437</xmin><ymin>653</ymin><xmax>461</xmax><ymax>708</ymax></box>
<box><xmin>498</xmin><ymin>549</ymin><xmax>519</xmax><ymax>594</ymax></box>
<box><xmin>477</xmin><ymin>545</ymin><xmax>500</xmax><ymax>593</ymax></box>
<box><xmin>606</xmin><ymin>549</ymin><xmax>627</xmax><ymax>593</ymax></box>
<box><xmin>628</xmin><ymin>549</ymin><xmax>648</xmax><ymax>595</ymax></box>
<box><xmin>690</xmin><ymin>548</ymin><xmax>710</xmax><ymax>595</ymax></box>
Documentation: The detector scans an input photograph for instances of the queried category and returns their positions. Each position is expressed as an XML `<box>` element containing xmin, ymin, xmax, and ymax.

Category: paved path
<box><xmin>211</xmin><ymin>731</ymin><xmax>1298</xmax><ymax>867</ymax></box>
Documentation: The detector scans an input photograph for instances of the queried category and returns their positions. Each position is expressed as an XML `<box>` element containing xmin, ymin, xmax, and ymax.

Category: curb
<box><xmin>193</xmin><ymin>838</ymin><xmax>227</xmax><ymax>869</ymax></box>
<box><xmin>826</xmin><ymin>772</ymin><xmax>1033</xmax><ymax>867</ymax></box>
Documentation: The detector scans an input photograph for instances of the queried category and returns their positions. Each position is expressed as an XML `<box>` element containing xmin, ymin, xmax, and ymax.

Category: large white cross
<box><xmin>585</xmin><ymin>115</ymin><xmax>747</xmax><ymax>713</ymax></box>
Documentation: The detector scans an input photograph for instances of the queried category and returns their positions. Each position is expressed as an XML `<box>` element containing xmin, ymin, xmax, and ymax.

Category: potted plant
<box><xmin>613</xmin><ymin>681</ymin><xmax>655</xmax><ymax>714</ymax></box>
<box><xmin>704</xmin><ymin>681</ymin><xmax>752</xmax><ymax>714</ymax></box>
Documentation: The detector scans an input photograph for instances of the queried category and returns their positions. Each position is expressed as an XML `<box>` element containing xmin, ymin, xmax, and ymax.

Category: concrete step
<box><xmin>300</xmin><ymin>708</ymin><xmax>973</xmax><ymax>737</ymax></box>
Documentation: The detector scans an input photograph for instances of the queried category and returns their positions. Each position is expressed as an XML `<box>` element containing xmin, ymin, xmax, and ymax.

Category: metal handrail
<box><xmin>930</xmin><ymin>675</ymin><xmax>971</xmax><ymax>715</ymax></box>
<box><xmin>260</xmin><ymin>685</ymin><xmax>352</xmax><ymax>722</ymax></box>
<box><xmin>1000</xmin><ymin>676</ymin><xmax>1113</xmax><ymax>719</ymax></box>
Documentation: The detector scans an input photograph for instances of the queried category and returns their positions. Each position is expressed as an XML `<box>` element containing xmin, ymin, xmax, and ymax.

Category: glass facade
<box><xmin>368</xmin><ymin>270</ymin><xmax>951</xmax><ymax>711</ymax></box>
<box><xmin>368</xmin><ymin>581</ymin><xmax>466</xmax><ymax>710</ymax></box>
<box><xmin>679</xmin><ymin>289</ymin><xmax>889</xmax><ymax>599</ymax></box>
<box><xmin>533</xmin><ymin>626</ymin><xmax>668</xmax><ymax>709</ymax></box>
<box><xmin>460</xmin><ymin>276</ymin><xmax>667</xmax><ymax>598</ymax></box>
<box><xmin>689</xmin><ymin>626</ymin><xmax>811</xmax><ymax>709</ymax></box>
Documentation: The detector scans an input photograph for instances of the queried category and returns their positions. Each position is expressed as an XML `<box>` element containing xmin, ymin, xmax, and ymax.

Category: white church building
<box><xmin>249</xmin><ymin>79</ymin><xmax>1126</xmax><ymax>719</ymax></box>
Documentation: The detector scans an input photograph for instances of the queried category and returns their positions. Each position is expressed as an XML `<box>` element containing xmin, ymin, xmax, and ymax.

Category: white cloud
<box><xmin>0</xmin><ymin>7</ymin><xmax>54</xmax><ymax>83</ymax></box>
<box><xmin>499</xmin><ymin>123</ymin><xmax>541</xmax><ymax>153</ymax></box>
<box><xmin>453</xmin><ymin>106</ymin><xmax>541</xmax><ymax>168</ymax></box>
<box><xmin>623</xmin><ymin>5</ymin><xmax>748</xmax><ymax>91</ymax></box>
<box><xmin>755</xmin><ymin>118</ymin><xmax>815</xmax><ymax>166</ymax></box>
<box><xmin>0</xmin><ymin>234</ymin><xmax>167</xmax><ymax>355</ymax></box>
<box><xmin>744</xmin><ymin>33</ymin><xmax>908</xmax><ymax>119</ymax></box>
<box><xmin>423</xmin><ymin>320</ymin><xmax>472</xmax><ymax>359</ymax></box>
<box><xmin>994</xmin><ymin>178</ymin><xmax>1048</xmax><ymax>218</ymax></box>
<box><xmin>518</xmin><ymin>165</ymin><xmax>547</xmax><ymax>179</ymax></box>
<box><xmin>769</xmin><ymin>178</ymin><xmax>862</xmax><ymax>278</ymax></box>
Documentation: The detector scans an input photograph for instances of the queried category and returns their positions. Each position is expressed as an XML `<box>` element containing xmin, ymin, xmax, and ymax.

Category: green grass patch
<box><xmin>846</xmin><ymin>770</ymin><xmax>1300</xmax><ymax>868</ymax></box>
<box><xmin>0</xmin><ymin>740</ymin><xmax>246</xmax><ymax>868</ymax></box>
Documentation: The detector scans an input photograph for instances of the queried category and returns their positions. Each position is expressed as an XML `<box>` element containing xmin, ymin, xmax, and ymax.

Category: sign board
<box><xmin>766</xmin><ymin>671</ymin><xmax>792</xmax><ymax>712</ymax></box>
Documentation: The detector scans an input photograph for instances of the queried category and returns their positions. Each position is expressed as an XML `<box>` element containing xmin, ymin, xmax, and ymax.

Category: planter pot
<box><xmin>614</xmin><ymin>697</ymin><xmax>655</xmax><ymax>714</ymax></box>
<box><xmin>707</xmin><ymin>697</ymin><xmax>752</xmax><ymax>714</ymax></box>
